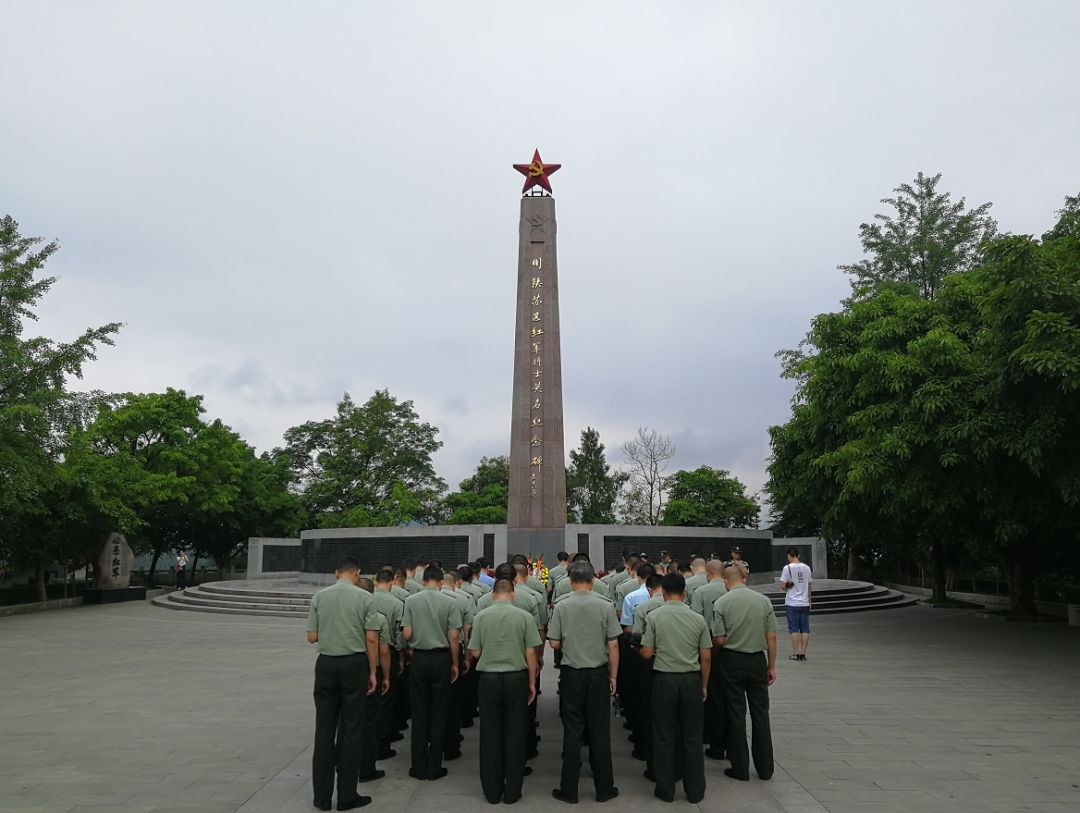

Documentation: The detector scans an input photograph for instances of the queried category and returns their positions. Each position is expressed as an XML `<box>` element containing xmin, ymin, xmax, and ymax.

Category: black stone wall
<box><xmin>302</xmin><ymin>536</ymin><xmax>470</xmax><ymax>575</ymax></box>
<box><xmin>262</xmin><ymin>544</ymin><xmax>302</xmax><ymax>573</ymax></box>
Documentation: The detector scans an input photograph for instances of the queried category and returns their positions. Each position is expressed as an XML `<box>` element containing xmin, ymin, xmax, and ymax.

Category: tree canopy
<box><xmin>661</xmin><ymin>466</ymin><xmax>760</xmax><ymax>528</ymax></box>
<box><xmin>442</xmin><ymin>455</ymin><xmax>509</xmax><ymax>524</ymax></box>
<box><xmin>566</xmin><ymin>427</ymin><xmax>626</xmax><ymax>523</ymax></box>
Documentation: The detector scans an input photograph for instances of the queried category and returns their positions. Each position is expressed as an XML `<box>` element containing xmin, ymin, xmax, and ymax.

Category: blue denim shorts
<box><xmin>786</xmin><ymin>605</ymin><xmax>811</xmax><ymax>633</ymax></box>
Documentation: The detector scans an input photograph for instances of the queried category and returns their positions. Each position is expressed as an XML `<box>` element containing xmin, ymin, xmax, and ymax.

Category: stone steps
<box><xmin>152</xmin><ymin>578</ymin><xmax>917</xmax><ymax>619</ymax></box>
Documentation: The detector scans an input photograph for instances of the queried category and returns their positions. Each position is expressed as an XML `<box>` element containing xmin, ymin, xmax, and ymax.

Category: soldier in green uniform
<box><xmin>547</xmin><ymin>551</ymin><xmax>569</xmax><ymax>601</ymax></box>
<box><xmin>355</xmin><ymin>578</ymin><xmax>393</xmax><ymax>783</ymax></box>
<box><xmin>629</xmin><ymin>572</ymin><xmax>664</xmax><ymax>779</ymax></box>
<box><xmin>305</xmin><ymin>558</ymin><xmax>381</xmax><ymax>811</ymax></box>
<box><xmin>639</xmin><ymin>573</ymin><xmax>711</xmax><ymax>804</ymax></box>
<box><xmin>712</xmin><ymin>563</ymin><xmax>776</xmax><ymax>782</ymax></box>
<box><xmin>554</xmin><ymin>553</ymin><xmax>611</xmax><ymax>602</ymax></box>
<box><xmin>441</xmin><ymin>568</ymin><xmax>474</xmax><ymax>762</ymax></box>
<box><xmin>402</xmin><ymin>565</ymin><xmax>462</xmax><ymax>781</ymax></box>
<box><xmin>683</xmin><ymin>558</ymin><xmax>708</xmax><ymax>604</ymax></box>
<box><xmin>467</xmin><ymin>578</ymin><xmax>541</xmax><ymax>804</ymax></box>
<box><xmin>601</xmin><ymin>547</ymin><xmax>634</xmax><ymax>591</ymax></box>
<box><xmin>402</xmin><ymin>559</ymin><xmax>422</xmax><ymax>595</ymax></box>
<box><xmin>372</xmin><ymin>569</ymin><xmax>406</xmax><ymax>758</ymax></box>
<box><xmin>469</xmin><ymin>561</ymin><xmax>492</xmax><ymax>594</ymax></box>
<box><xmin>548</xmin><ymin>560</ymin><xmax>621</xmax><ymax>804</ymax></box>
<box><xmin>390</xmin><ymin>568</ymin><xmax>411</xmax><ymax>602</ymax></box>
<box><xmin>690</xmin><ymin>559</ymin><xmax>729</xmax><ymax>760</ymax></box>
<box><xmin>456</xmin><ymin>565</ymin><xmax>483</xmax><ymax>728</ymax></box>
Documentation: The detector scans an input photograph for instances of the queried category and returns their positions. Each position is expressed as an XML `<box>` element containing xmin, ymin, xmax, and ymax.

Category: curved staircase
<box><xmin>757</xmin><ymin>579</ymin><xmax>916</xmax><ymax>615</ymax></box>
<box><xmin>154</xmin><ymin>578</ymin><xmax>916</xmax><ymax>619</ymax></box>
<box><xmin>153</xmin><ymin>580</ymin><xmax>313</xmax><ymax>618</ymax></box>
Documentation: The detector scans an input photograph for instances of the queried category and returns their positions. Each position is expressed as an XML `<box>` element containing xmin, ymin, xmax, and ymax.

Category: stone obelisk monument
<box><xmin>507</xmin><ymin>149</ymin><xmax>567</xmax><ymax>561</ymax></box>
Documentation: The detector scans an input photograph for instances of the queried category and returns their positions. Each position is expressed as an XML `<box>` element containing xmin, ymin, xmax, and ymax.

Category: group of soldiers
<box><xmin>305</xmin><ymin>547</ymin><xmax>778</xmax><ymax>810</ymax></box>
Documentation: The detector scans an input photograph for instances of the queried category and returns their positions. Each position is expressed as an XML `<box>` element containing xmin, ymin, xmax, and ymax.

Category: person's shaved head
<box><xmin>723</xmin><ymin>563</ymin><xmax>748</xmax><ymax>584</ymax></box>
<box><xmin>706</xmin><ymin>559</ymin><xmax>725</xmax><ymax>577</ymax></box>
<box><xmin>357</xmin><ymin>577</ymin><xmax>374</xmax><ymax>592</ymax></box>
<box><xmin>691</xmin><ymin>557</ymin><xmax>707</xmax><ymax>572</ymax></box>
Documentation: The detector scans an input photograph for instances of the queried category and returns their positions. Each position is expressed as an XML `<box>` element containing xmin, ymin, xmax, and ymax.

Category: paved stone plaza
<box><xmin>2</xmin><ymin>601</ymin><xmax>1078</xmax><ymax>813</ymax></box>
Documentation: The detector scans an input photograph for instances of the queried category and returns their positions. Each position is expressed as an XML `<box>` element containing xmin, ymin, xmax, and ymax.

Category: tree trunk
<box><xmin>190</xmin><ymin>551</ymin><xmax>200</xmax><ymax>586</ymax></box>
<box><xmin>1009</xmin><ymin>557</ymin><xmax>1037</xmax><ymax>615</ymax></box>
<box><xmin>147</xmin><ymin>549</ymin><xmax>161</xmax><ymax>587</ymax></box>
<box><xmin>33</xmin><ymin>559</ymin><xmax>47</xmax><ymax>602</ymax></box>
<box><xmin>931</xmin><ymin>538</ymin><xmax>947</xmax><ymax>604</ymax></box>
<box><xmin>845</xmin><ymin>542</ymin><xmax>858</xmax><ymax>580</ymax></box>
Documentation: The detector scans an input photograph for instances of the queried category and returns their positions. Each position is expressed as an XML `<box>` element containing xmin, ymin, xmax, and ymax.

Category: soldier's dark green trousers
<box><xmin>718</xmin><ymin>649</ymin><xmax>774</xmax><ymax>780</ymax></box>
<box><xmin>377</xmin><ymin>649</ymin><xmax>401</xmax><ymax>754</ymax></box>
<box><xmin>558</xmin><ymin>665</ymin><xmax>615</xmax><ymax>799</ymax></box>
<box><xmin>408</xmin><ymin>649</ymin><xmax>451</xmax><ymax>778</ymax></box>
<box><xmin>312</xmin><ymin>653</ymin><xmax>367</xmax><ymax>806</ymax></box>
<box><xmin>705</xmin><ymin>645</ymin><xmax>728</xmax><ymax>752</ymax></box>
<box><xmin>651</xmin><ymin>671</ymin><xmax>705</xmax><ymax>803</ymax></box>
<box><xmin>477</xmin><ymin>669</ymin><xmax>529</xmax><ymax>803</ymax></box>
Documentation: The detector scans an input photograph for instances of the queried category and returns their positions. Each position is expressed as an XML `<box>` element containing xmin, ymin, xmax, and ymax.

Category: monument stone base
<box><xmin>82</xmin><ymin>586</ymin><xmax>147</xmax><ymax>605</ymax></box>
<box><xmin>507</xmin><ymin>528</ymin><xmax>566</xmax><ymax>565</ymax></box>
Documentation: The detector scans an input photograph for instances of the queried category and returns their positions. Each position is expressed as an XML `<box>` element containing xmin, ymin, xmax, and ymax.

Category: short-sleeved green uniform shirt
<box><xmin>468</xmin><ymin>601</ymin><xmax>542</xmax><ymax>672</ymax></box>
<box><xmin>642</xmin><ymin>600</ymin><xmax>711</xmax><ymax>673</ymax></box>
<box><xmin>403</xmin><ymin>578</ymin><xmax>422</xmax><ymax>595</ymax></box>
<box><xmin>615</xmin><ymin>578</ymin><xmax>640</xmax><ymax>618</ymax></box>
<box><xmin>391</xmin><ymin>585</ymin><xmax>410</xmax><ymax>602</ymax></box>
<box><xmin>554</xmin><ymin>576</ymin><xmax>610</xmax><ymax>602</ymax></box>
<box><xmin>403</xmin><ymin>586</ymin><xmax>462</xmax><ymax>650</ymax></box>
<box><xmin>374</xmin><ymin>611</ymin><xmax>392</xmax><ymax>647</ymax></box>
<box><xmin>442</xmin><ymin>587</ymin><xmax>475</xmax><ymax>629</ymax></box>
<box><xmin>460</xmin><ymin>581</ymin><xmax>485</xmax><ymax>603</ymax></box>
<box><xmin>684</xmin><ymin>572</ymin><xmax>708</xmax><ymax>604</ymax></box>
<box><xmin>476</xmin><ymin>584</ymin><xmax>544</xmax><ymax>629</ymax></box>
<box><xmin>691</xmin><ymin>578</ymin><xmax>728</xmax><ymax>637</ymax></box>
<box><xmin>547</xmin><ymin>564</ymin><xmax>568</xmax><ymax>586</ymax></box>
<box><xmin>605</xmin><ymin>569</ymin><xmax>629</xmax><ymax>591</ymax></box>
<box><xmin>630</xmin><ymin>593</ymin><xmax>665</xmax><ymax>637</ymax></box>
<box><xmin>712</xmin><ymin>584</ymin><xmax>777</xmax><ymax>653</ymax></box>
<box><xmin>525</xmin><ymin>575</ymin><xmax>545</xmax><ymax>595</ymax></box>
<box><xmin>306</xmin><ymin>580</ymin><xmax>382</xmax><ymax>656</ymax></box>
<box><xmin>547</xmin><ymin>589</ymin><xmax>622</xmax><ymax>668</ymax></box>
<box><xmin>371</xmin><ymin>588</ymin><xmax>406</xmax><ymax>650</ymax></box>
<box><xmin>474</xmin><ymin>578</ymin><xmax>492</xmax><ymax>594</ymax></box>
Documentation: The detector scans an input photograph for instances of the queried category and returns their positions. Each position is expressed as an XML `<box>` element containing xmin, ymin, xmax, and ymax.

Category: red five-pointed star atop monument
<box><xmin>513</xmin><ymin>149</ymin><xmax>561</xmax><ymax>193</ymax></box>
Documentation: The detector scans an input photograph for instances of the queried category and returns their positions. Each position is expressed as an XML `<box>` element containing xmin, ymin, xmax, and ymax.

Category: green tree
<box><xmin>0</xmin><ymin>216</ymin><xmax>120</xmax><ymax>599</ymax></box>
<box><xmin>442</xmin><ymin>455</ymin><xmax>509</xmax><ymax>524</ymax></box>
<box><xmin>661</xmin><ymin>466</ymin><xmax>760</xmax><ymax>528</ymax></box>
<box><xmin>841</xmin><ymin>172</ymin><xmax>997</xmax><ymax>301</ymax></box>
<box><xmin>280</xmin><ymin>390</ymin><xmax>446</xmax><ymax>527</ymax></box>
<box><xmin>566</xmin><ymin>428</ymin><xmax>626</xmax><ymax>523</ymax></box>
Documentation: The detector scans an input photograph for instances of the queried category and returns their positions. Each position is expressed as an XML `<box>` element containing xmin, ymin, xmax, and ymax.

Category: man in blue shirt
<box><xmin>477</xmin><ymin>557</ymin><xmax>496</xmax><ymax>588</ymax></box>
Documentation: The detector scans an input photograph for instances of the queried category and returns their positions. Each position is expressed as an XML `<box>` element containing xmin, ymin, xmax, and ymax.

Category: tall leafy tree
<box><xmin>0</xmin><ymin>215</ymin><xmax>120</xmax><ymax>599</ymax></box>
<box><xmin>661</xmin><ymin>466</ymin><xmax>760</xmax><ymax>528</ymax></box>
<box><xmin>280</xmin><ymin>390</ymin><xmax>446</xmax><ymax>527</ymax></box>
<box><xmin>566</xmin><ymin>428</ymin><xmax>626</xmax><ymax>523</ymax></box>
<box><xmin>442</xmin><ymin>455</ymin><xmax>509</xmax><ymax>524</ymax></box>
<box><xmin>841</xmin><ymin>172</ymin><xmax>997</xmax><ymax>301</ymax></box>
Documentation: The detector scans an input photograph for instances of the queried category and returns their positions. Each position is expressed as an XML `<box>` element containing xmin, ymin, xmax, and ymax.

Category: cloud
<box><xmin>9</xmin><ymin>0</ymin><xmax>1080</xmax><ymax>496</ymax></box>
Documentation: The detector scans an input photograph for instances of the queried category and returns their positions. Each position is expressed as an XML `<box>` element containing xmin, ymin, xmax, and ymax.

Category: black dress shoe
<box><xmin>523</xmin><ymin>766</ymin><xmax>533</xmax><ymax>776</ymax></box>
<box><xmin>390</xmin><ymin>732</ymin><xmax>404</xmax><ymax>742</ymax></box>
<box><xmin>337</xmin><ymin>798</ymin><xmax>371</xmax><ymax>811</ymax></box>
<box><xmin>444</xmin><ymin>751</ymin><xmax>462</xmax><ymax>761</ymax></box>
<box><xmin>377</xmin><ymin>749</ymin><xmax>396</xmax><ymax>760</ymax></box>
<box><xmin>357</xmin><ymin>770</ymin><xmax>384</xmax><ymax>782</ymax></box>
<box><xmin>408</xmin><ymin>768</ymin><xmax>426</xmax><ymax>780</ymax></box>
<box><xmin>462</xmin><ymin>719</ymin><xmax>474</xmax><ymax>728</ymax></box>
<box><xmin>313</xmin><ymin>802</ymin><xmax>331</xmax><ymax>811</ymax></box>
<box><xmin>653</xmin><ymin>789</ymin><xmax>674</xmax><ymax>803</ymax></box>
<box><xmin>596</xmin><ymin>787</ymin><xmax>619</xmax><ymax>803</ymax></box>
<box><xmin>429</xmin><ymin>767</ymin><xmax>449</xmax><ymax>780</ymax></box>
<box><xmin>551</xmin><ymin>789</ymin><xmax>578</xmax><ymax>804</ymax></box>
<box><xmin>758</xmin><ymin>771</ymin><xmax>774</xmax><ymax>781</ymax></box>
<box><xmin>724</xmin><ymin>768</ymin><xmax>749</xmax><ymax>781</ymax></box>
<box><xmin>705</xmin><ymin>747</ymin><xmax>726</xmax><ymax>760</ymax></box>
<box><xmin>631</xmin><ymin>750</ymin><xmax>646</xmax><ymax>761</ymax></box>
<box><xmin>526</xmin><ymin>749</ymin><xmax>539</xmax><ymax>760</ymax></box>
<box><xmin>502</xmin><ymin>793</ymin><xmax>521</xmax><ymax>804</ymax></box>
<box><xmin>642</xmin><ymin>768</ymin><xmax>655</xmax><ymax>781</ymax></box>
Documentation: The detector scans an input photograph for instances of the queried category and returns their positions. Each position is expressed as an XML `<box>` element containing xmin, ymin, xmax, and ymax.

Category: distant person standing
<box><xmin>683</xmin><ymin>558</ymin><xmax>708</xmax><ymax>604</ymax></box>
<box><xmin>691</xmin><ymin>559</ymin><xmax>728</xmax><ymax>760</ymax></box>
<box><xmin>305</xmin><ymin>558</ymin><xmax>381</xmax><ymax>811</ymax></box>
<box><xmin>547</xmin><ymin>559</ymin><xmax>621</xmax><ymax>804</ymax></box>
<box><xmin>639</xmin><ymin>573</ymin><xmax>712</xmax><ymax>804</ymax></box>
<box><xmin>780</xmin><ymin>548</ymin><xmax>813</xmax><ymax>661</ymax></box>
<box><xmin>729</xmin><ymin>546</ymin><xmax>750</xmax><ymax>573</ymax></box>
<box><xmin>712</xmin><ymin>563</ymin><xmax>777</xmax><ymax>782</ymax></box>
<box><xmin>468</xmin><ymin>578</ymin><xmax>541</xmax><ymax>804</ymax></box>
<box><xmin>174</xmin><ymin>550</ymin><xmax>188</xmax><ymax>591</ymax></box>
<box><xmin>402</xmin><ymin>565</ymin><xmax>463</xmax><ymax>781</ymax></box>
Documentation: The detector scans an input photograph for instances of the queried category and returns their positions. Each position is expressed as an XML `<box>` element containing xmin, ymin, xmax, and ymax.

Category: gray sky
<box><xmin>6</xmin><ymin>1</ymin><xmax>1080</xmax><ymax>510</ymax></box>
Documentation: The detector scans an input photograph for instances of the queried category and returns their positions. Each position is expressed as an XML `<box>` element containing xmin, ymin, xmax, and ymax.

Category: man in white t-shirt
<box><xmin>780</xmin><ymin>548</ymin><xmax>812</xmax><ymax>661</ymax></box>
